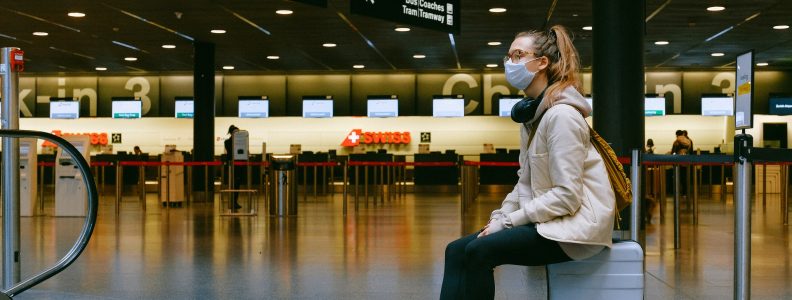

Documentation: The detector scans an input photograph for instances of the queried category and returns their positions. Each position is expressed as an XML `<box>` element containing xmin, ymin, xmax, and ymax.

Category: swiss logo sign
<box><xmin>341</xmin><ymin>129</ymin><xmax>411</xmax><ymax>147</ymax></box>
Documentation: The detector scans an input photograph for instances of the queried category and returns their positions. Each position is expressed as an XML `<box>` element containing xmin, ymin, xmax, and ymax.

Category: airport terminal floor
<box><xmin>13</xmin><ymin>189</ymin><xmax>792</xmax><ymax>299</ymax></box>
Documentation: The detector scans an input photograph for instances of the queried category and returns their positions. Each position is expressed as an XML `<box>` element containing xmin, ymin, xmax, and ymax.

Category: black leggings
<box><xmin>439</xmin><ymin>224</ymin><xmax>571</xmax><ymax>300</ymax></box>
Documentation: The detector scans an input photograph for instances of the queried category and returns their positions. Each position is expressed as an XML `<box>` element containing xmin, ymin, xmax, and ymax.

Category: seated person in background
<box><xmin>645</xmin><ymin>139</ymin><xmax>655</xmax><ymax>154</ymax></box>
<box><xmin>671</xmin><ymin>130</ymin><xmax>691</xmax><ymax>155</ymax></box>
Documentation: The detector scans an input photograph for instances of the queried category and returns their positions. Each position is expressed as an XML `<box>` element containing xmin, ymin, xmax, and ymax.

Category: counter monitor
<box><xmin>112</xmin><ymin>99</ymin><xmax>142</xmax><ymax>119</ymax></box>
<box><xmin>701</xmin><ymin>95</ymin><xmax>734</xmax><ymax>116</ymax></box>
<box><xmin>645</xmin><ymin>97</ymin><xmax>665</xmax><ymax>116</ymax></box>
<box><xmin>303</xmin><ymin>98</ymin><xmax>333</xmax><ymax>118</ymax></box>
<box><xmin>367</xmin><ymin>98</ymin><xmax>399</xmax><ymax>118</ymax></box>
<box><xmin>175</xmin><ymin>99</ymin><xmax>194</xmax><ymax>118</ymax></box>
<box><xmin>432</xmin><ymin>97</ymin><xmax>464</xmax><ymax>117</ymax></box>
<box><xmin>498</xmin><ymin>96</ymin><xmax>522</xmax><ymax>117</ymax></box>
<box><xmin>49</xmin><ymin>100</ymin><xmax>80</xmax><ymax>119</ymax></box>
<box><xmin>769</xmin><ymin>95</ymin><xmax>792</xmax><ymax>115</ymax></box>
<box><xmin>238</xmin><ymin>99</ymin><xmax>269</xmax><ymax>118</ymax></box>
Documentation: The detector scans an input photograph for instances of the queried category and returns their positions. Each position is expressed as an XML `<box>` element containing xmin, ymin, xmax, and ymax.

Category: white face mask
<box><xmin>504</xmin><ymin>57</ymin><xmax>539</xmax><ymax>90</ymax></box>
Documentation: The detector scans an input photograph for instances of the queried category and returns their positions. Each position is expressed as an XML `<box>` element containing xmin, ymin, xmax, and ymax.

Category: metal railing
<box><xmin>0</xmin><ymin>129</ymin><xmax>99</xmax><ymax>299</ymax></box>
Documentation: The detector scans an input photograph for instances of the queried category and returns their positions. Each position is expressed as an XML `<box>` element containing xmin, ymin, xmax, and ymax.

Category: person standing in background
<box><xmin>224</xmin><ymin>125</ymin><xmax>243</xmax><ymax>210</ymax></box>
<box><xmin>682</xmin><ymin>130</ymin><xmax>694</xmax><ymax>153</ymax></box>
<box><xmin>645</xmin><ymin>139</ymin><xmax>655</xmax><ymax>154</ymax></box>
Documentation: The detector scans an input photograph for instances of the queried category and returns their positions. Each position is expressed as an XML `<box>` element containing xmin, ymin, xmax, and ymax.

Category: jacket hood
<box><xmin>527</xmin><ymin>86</ymin><xmax>590</xmax><ymax>124</ymax></box>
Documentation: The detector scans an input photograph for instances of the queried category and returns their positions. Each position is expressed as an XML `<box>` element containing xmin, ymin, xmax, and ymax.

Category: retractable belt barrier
<box><xmin>114</xmin><ymin>160</ymin><xmax>226</xmax><ymax>215</ymax></box>
<box><xmin>296</xmin><ymin>162</ymin><xmax>339</xmax><ymax>201</ymax></box>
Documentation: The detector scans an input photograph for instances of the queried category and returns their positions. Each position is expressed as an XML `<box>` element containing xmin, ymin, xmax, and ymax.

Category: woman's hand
<box><xmin>477</xmin><ymin>219</ymin><xmax>506</xmax><ymax>238</ymax></box>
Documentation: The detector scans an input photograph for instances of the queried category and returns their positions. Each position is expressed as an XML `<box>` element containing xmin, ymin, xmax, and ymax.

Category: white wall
<box><xmin>19</xmin><ymin>114</ymin><xmax>792</xmax><ymax>156</ymax></box>
<box><xmin>20</xmin><ymin>116</ymin><xmax>522</xmax><ymax>156</ymax></box>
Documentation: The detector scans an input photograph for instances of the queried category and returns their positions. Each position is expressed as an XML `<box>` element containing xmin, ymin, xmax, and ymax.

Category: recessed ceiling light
<box><xmin>707</xmin><ymin>6</ymin><xmax>725</xmax><ymax>12</ymax></box>
<box><xmin>275</xmin><ymin>10</ymin><xmax>293</xmax><ymax>15</ymax></box>
<box><xmin>353</xmin><ymin>65</ymin><xmax>365</xmax><ymax>69</ymax></box>
<box><xmin>395</xmin><ymin>27</ymin><xmax>410</xmax><ymax>32</ymax></box>
<box><xmin>32</xmin><ymin>32</ymin><xmax>48</xmax><ymax>36</ymax></box>
<box><xmin>773</xmin><ymin>25</ymin><xmax>790</xmax><ymax>30</ymax></box>
<box><xmin>95</xmin><ymin>67</ymin><xmax>107</xmax><ymax>71</ymax></box>
<box><xmin>67</xmin><ymin>12</ymin><xmax>85</xmax><ymax>18</ymax></box>
<box><xmin>488</xmin><ymin>41</ymin><xmax>502</xmax><ymax>46</ymax></box>
<box><xmin>489</xmin><ymin>8</ymin><xmax>507</xmax><ymax>13</ymax></box>
<box><xmin>266</xmin><ymin>56</ymin><xmax>280</xmax><ymax>60</ymax></box>
<box><xmin>654</xmin><ymin>41</ymin><xmax>669</xmax><ymax>45</ymax></box>
<box><xmin>162</xmin><ymin>44</ymin><xmax>176</xmax><ymax>49</ymax></box>
<box><xmin>223</xmin><ymin>66</ymin><xmax>234</xmax><ymax>70</ymax></box>
<box><xmin>124</xmin><ymin>57</ymin><xmax>137</xmax><ymax>61</ymax></box>
<box><xmin>486</xmin><ymin>64</ymin><xmax>498</xmax><ymax>68</ymax></box>
<box><xmin>322</xmin><ymin>43</ymin><xmax>337</xmax><ymax>48</ymax></box>
<box><xmin>756</xmin><ymin>62</ymin><xmax>769</xmax><ymax>66</ymax></box>
<box><xmin>413</xmin><ymin>54</ymin><xmax>426</xmax><ymax>59</ymax></box>
<box><xmin>711</xmin><ymin>52</ymin><xmax>725</xmax><ymax>57</ymax></box>
<box><xmin>210</xmin><ymin>29</ymin><xmax>226</xmax><ymax>34</ymax></box>
<box><xmin>582</xmin><ymin>26</ymin><xmax>592</xmax><ymax>31</ymax></box>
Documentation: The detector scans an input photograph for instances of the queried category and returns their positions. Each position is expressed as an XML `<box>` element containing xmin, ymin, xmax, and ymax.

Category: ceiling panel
<box><xmin>0</xmin><ymin>0</ymin><xmax>789</xmax><ymax>73</ymax></box>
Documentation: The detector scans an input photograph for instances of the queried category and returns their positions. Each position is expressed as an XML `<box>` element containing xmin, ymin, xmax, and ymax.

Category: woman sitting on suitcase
<box><xmin>440</xmin><ymin>25</ymin><xmax>616</xmax><ymax>300</ymax></box>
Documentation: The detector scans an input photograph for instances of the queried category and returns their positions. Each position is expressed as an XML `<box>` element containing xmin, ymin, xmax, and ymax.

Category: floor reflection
<box><xmin>10</xmin><ymin>190</ymin><xmax>792</xmax><ymax>299</ymax></box>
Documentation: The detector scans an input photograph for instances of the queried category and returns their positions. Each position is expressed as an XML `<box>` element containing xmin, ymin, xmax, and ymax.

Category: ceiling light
<box><xmin>223</xmin><ymin>66</ymin><xmax>234</xmax><ymax>70</ymax></box>
<box><xmin>756</xmin><ymin>62</ymin><xmax>769</xmax><ymax>66</ymax></box>
<box><xmin>489</xmin><ymin>8</ymin><xmax>507</xmax><ymax>13</ymax></box>
<box><xmin>395</xmin><ymin>27</ymin><xmax>410</xmax><ymax>32</ymax></box>
<box><xmin>275</xmin><ymin>10</ymin><xmax>293</xmax><ymax>15</ymax></box>
<box><xmin>487</xmin><ymin>41</ymin><xmax>502</xmax><ymax>46</ymax></box>
<box><xmin>707</xmin><ymin>6</ymin><xmax>725</xmax><ymax>12</ymax></box>
<box><xmin>32</xmin><ymin>32</ymin><xmax>48</xmax><ymax>36</ymax></box>
<box><xmin>162</xmin><ymin>44</ymin><xmax>176</xmax><ymax>49</ymax></box>
<box><xmin>322</xmin><ymin>43</ymin><xmax>337</xmax><ymax>48</ymax></box>
<box><xmin>413</xmin><ymin>54</ymin><xmax>426</xmax><ymax>59</ymax></box>
<box><xmin>711</xmin><ymin>52</ymin><xmax>725</xmax><ymax>57</ymax></box>
<box><xmin>95</xmin><ymin>67</ymin><xmax>107</xmax><ymax>71</ymax></box>
<box><xmin>654</xmin><ymin>41</ymin><xmax>669</xmax><ymax>45</ymax></box>
<box><xmin>67</xmin><ymin>12</ymin><xmax>85</xmax><ymax>18</ymax></box>
<box><xmin>486</xmin><ymin>64</ymin><xmax>498</xmax><ymax>68</ymax></box>
<box><xmin>353</xmin><ymin>65</ymin><xmax>365</xmax><ymax>69</ymax></box>
<box><xmin>124</xmin><ymin>57</ymin><xmax>137</xmax><ymax>61</ymax></box>
<box><xmin>210</xmin><ymin>29</ymin><xmax>226</xmax><ymax>34</ymax></box>
<box><xmin>266</xmin><ymin>56</ymin><xmax>280</xmax><ymax>60</ymax></box>
<box><xmin>773</xmin><ymin>25</ymin><xmax>790</xmax><ymax>30</ymax></box>
<box><xmin>582</xmin><ymin>26</ymin><xmax>592</xmax><ymax>31</ymax></box>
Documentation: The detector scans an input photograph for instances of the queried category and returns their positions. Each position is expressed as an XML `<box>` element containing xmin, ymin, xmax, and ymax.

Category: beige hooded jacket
<box><xmin>491</xmin><ymin>86</ymin><xmax>616</xmax><ymax>248</ymax></box>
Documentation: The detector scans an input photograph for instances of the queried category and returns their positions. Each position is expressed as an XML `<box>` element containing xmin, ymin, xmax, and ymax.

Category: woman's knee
<box><xmin>464</xmin><ymin>239</ymin><xmax>495</xmax><ymax>267</ymax></box>
<box><xmin>445</xmin><ymin>237</ymin><xmax>469</xmax><ymax>257</ymax></box>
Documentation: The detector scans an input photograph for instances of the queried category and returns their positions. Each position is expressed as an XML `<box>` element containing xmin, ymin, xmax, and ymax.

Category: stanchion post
<box><xmin>674</xmin><ymin>164</ymin><xmax>681</xmax><ymax>249</ymax></box>
<box><xmin>343</xmin><ymin>161</ymin><xmax>348</xmax><ymax>216</ymax></box>
<box><xmin>139</xmin><ymin>165</ymin><xmax>145</xmax><ymax>210</ymax></box>
<box><xmin>354</xmin><ymin>165</ymin><xmax>359</xmax><ymax>211</ymax></box>
<box><xmin>693</xmin><ymin>164</ymin><xmax>699</xmax><ymax>225</ymax></box>
<box><xmin>630</xmin><ymin>149</ymin><xmax>642</xmax><ymax>245</ymax></box>
<box><xmin>115</xmin><ymin>163</ymin><xmax>122</xmax><ymax>215</ymax></box>
<box><xmin>364</xmin><ymin>166</ymin><xmax>369</xmax><ymax>207</ymax></box>
<box><xmin>762</xmin><ymin>163</ymin><xmax>767</xmax><ymax>207</ymax></box>
<box><xmin>733</xmin><ymin>133</ymin><xmax>752</xmax><ymax>300</ymax></box>
<box><xmin>659</xmin><ymin>165</ymin><xmax>666</xmax><ymax>223</ymax></box>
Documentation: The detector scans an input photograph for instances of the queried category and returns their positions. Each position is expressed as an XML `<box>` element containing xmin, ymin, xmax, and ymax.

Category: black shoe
<box><xmin>233</xmin><ymin>203</ymin><xmax>242</xmax><ymax>210</ymax></box>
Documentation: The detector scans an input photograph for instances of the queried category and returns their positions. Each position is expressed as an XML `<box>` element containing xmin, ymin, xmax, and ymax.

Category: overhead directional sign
<box><xmin>351</xmin><ymin>0</ymin><xmax>460</xmax><ymax>34</ymax></box>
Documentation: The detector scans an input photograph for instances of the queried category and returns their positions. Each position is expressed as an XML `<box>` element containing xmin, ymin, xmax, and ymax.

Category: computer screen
<box><xmin>302</xmin><ymin>98</ymin><xmax>333</xmax><ymax>118</ymax></box>
<box><xmin>498</xmin><ymin>96</ymin><xmax>522</xmax><ymax>117</ymax></box>
<box><xmin>367</xmin><ymin>98</ymin><xmax>398</xmax><ymax>118</ymax></box>
<box><xmin>174</xmin><ymin>100</ymin><xmax>194</xmax><ymax>118</ymax></box>
<box><xmin>645</xmin><ymin>97</ymin><xmax>665</xmax><ymax>116</ymax></box>
<box><xmin>768</xmin><ymin>95</ymin><xmax>792</xmax><ymax>115</ymax></box>
<box><xmin>432</xmin><ymin>97</ymin><xmax>464</xmax><ymax>117</ymax></box>
<box><xmin>112</xmin><ymin>100</ymin><xmax>142</xmax><ymax>119</ymax></box>
<box><xmin>50</xmin><ymin>101</ymin><xmax>80</xmax><ymax>119</ymax></box>
<box><xmin>701</xmin><ymin>96</ymin><xmax>734</xmax><ymax>116</ymax></box>
<box><xmin>238</xmin><ymin>100</ymin><xmax>269</xmax><ymax>118</ymax></box>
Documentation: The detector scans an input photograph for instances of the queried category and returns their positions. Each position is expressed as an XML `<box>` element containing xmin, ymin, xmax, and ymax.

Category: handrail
<box><xmin>0</xmin><ymin>129</ymin><xmax>99</xmax><ymax>298</ymax></box>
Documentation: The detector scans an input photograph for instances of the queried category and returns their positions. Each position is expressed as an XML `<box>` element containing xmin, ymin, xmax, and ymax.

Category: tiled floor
<box><xmin>11</xmin><ymin>188</ymin><xmax>792</xmax><ymax>299</ymax></box>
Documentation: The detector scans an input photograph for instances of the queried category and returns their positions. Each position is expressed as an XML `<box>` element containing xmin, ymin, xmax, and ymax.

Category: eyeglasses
<box><xmin>504</xmin><ymin>49</ymin><xmax>537</xmax><ymax>63</ymax></box>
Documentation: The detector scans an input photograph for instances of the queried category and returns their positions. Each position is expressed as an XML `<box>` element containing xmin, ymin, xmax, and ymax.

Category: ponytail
<box><xmin>514</xmin><ymin>25</ymin><xmax>582</xmax><ymax>102</ymax></box>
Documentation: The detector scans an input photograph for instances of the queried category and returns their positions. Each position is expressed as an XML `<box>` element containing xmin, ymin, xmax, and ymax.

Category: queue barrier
<box><xmin>296</xmin><ymin>161</ymin><xmax>339</xmax><ymax>201</ymax></box>
<box><xmin>115</xmin><ymin>161</ymin><xmax>224</xmax><ymax>214</ymax></box>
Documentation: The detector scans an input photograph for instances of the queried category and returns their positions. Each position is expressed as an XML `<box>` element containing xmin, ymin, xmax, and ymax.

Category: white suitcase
<box><xmin>547</xmin><ymin>240</ymin><xmax>644</xmax><ymax>300</ymax></box>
